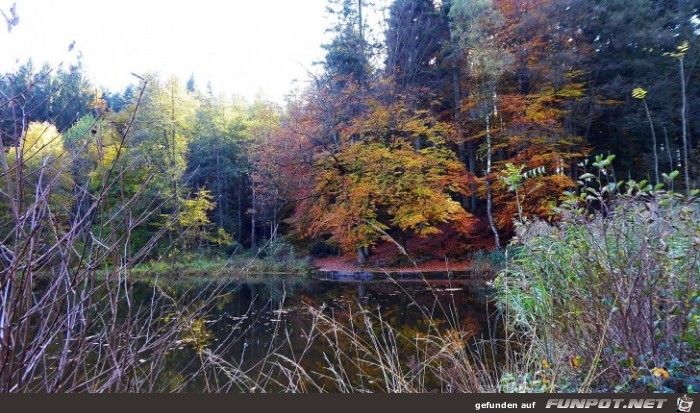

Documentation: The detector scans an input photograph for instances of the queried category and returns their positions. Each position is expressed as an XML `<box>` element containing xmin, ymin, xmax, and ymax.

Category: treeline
<box><xmin>0</xmin><ymin>61</ymin><xmax>286</xmax><ymax>260</ymax></box>
<box><xmin>1</xmin><ymin>0</ymin><xmax>699</xmax><ymax>263</ymax></box>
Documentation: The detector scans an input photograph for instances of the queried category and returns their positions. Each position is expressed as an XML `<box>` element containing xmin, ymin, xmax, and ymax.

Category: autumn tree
<box><xmin>454</xmin><ymin>0</ymin><xmax>588</xmax><ymax>232</ymax></box>
<box><xmin>178</xmin><ymin>188</ymin><xmax>216</xmax><ymax>251</ymax></box>
<box><xmin>294</xmin><ymin>98</ymin><xmax>475</xmax><ymax>264</ymax></box>
<box><xmin>1</xmin><ymin>122</ymin><xmax>75</xmax><ymax>242</ymax></box>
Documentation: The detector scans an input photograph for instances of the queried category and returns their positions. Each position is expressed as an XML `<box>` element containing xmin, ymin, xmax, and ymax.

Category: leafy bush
<box><xmin>470</xmin><ymin>249</ymin><xmax>506</xmax><ymax>274</ymax></box>
<box><xmin>496</xmin><ymin>157</ymin><xmax>700</xmax><ymax>392</ymax></box>
<box><xmin>260</xmin><ymin>237</ymin><xmax>298</xmax><ymax>261</ymax></box>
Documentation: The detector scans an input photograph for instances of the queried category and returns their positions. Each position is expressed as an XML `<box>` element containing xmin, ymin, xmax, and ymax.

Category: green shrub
<box><xmin>496</xmin><ymin>158</ymin><xmax>700</xmax><ymax>392</ymax></box>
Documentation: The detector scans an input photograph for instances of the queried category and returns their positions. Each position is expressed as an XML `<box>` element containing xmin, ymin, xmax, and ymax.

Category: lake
<box><xmin>132</xmin><ymin>275</ymin><xmax>496</xmax><ymax>392</ymax></box>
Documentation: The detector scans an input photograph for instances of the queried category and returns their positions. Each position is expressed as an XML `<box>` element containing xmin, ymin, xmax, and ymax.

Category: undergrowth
<box><xmin>495</xmin><ymin>158</ymin><xmax>700</xmax><ymax>392</ymax></box>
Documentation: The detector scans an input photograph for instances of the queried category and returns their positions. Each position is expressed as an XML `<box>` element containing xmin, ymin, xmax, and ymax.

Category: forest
<box><xmin>2</xmin><ymin>0</ymin><xmax>699</xmax><ymax>263</ymax></box>
<box><xmin>0</xmin><ymin>0</ymin><xmax>699</xmax><ymax>394</ymax></box>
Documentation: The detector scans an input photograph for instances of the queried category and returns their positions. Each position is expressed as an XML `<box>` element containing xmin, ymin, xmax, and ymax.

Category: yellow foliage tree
<box><xmin>5</xmin><ymin>122</ymin><xmax>75</xmax><ymax>229</ymax></box>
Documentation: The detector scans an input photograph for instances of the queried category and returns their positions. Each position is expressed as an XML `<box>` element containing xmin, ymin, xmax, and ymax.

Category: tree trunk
<box><xmin>170</xmin><ymin>88</ymin><xmax>182</xmax><ymax>250</ymax></box>
<box><xmin>451</xmin><ymin>56</ymin><xmax>477</xmax><ymax>212</ymax></box>
<box><xmin>250</xmin><ymin>181</ymin><xmax>256</xmax><ymax>248</ymax></box>
<box><xmin>357</xmin><ymin>247</ymin><xmax>368</xmax><ymax>266</ymax></box>
<box><xmin>679</xmin><ymin>58</ymin><xmax>691</xmax><ymax>197</ymax></box>
<box><xmin>468</xmin><ymin>140</ymin><xmax>477</xmax><ymax>212</ymax></box>
<box><xmin>357</xmin><ymin>0</ymin><xmax>366</xmax><ymax>90</ymax></box>
<box><xmin>237</xmin><ymin>175</ymin><xmax>243</xmax><ymax>245</ymax></box>
<box><xmin>663</xmin><ymin>126</ymin><xmax>674</xmax><ymax>173</ymax></box>
<box><xmin>216</xmin><ymin>151</ymin><xmax>223</xmax><ymax>228</ymax></box>
<box><xmin>486</xmin><ymin>115</ymin><xmax>500</xmax><ymax>249</ymax></box>
<box><xmin>642</xmin><ymin>101</ymin><xmax>659</xmax><ymax>186</ymax></box>
<box><xmin>271</xmin><ymin>203</ymin><xmax>277</xmax><ymax>241</ymax></box>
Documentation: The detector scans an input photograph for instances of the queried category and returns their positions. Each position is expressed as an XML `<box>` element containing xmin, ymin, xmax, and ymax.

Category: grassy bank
<box><xmin>130</xmin><ymin>255</ymin><xmax>313</xmax><ymax>283</ymax></box>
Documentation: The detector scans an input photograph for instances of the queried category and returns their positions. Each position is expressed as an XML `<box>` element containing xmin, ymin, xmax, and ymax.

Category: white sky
<box><xmin>0</xmin><ymin>0</ymin><xmax>336</xmax><ymax>103</ymax></box>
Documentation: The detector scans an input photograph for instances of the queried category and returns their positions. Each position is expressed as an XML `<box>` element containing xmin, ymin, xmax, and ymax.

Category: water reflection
<box><xmin>144</xmin><ymin>277</ymin><xmax>494</xmax><ymax>392</ymax></box>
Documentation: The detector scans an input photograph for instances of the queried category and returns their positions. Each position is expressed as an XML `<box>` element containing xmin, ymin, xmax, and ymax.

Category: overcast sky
<box><xmin>0</xmin><ymin>0</ymin><xmax>339</xmax><ymax>103</ymax></box>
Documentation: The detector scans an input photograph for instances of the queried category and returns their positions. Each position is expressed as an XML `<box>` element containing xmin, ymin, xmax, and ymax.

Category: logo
<box><xmin>678</xmin><ymin>395</ymin><xmax>694</xmax><ymax>413</ymax></box>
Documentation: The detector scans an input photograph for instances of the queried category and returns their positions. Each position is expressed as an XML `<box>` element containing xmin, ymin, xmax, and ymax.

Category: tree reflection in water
<box><xmin>147</xmin><ymin>277</ymin><xmax>497</xmax><ymax>392</ymax></box>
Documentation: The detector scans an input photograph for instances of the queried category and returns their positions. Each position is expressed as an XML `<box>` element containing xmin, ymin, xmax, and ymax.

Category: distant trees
<box><xmin>0</xmin><ymin>62</ymin><xmax>294</xmax><ymax>259</ymax></box>
<box><xmin>187</xmin><ymin>90</ymin><xmax>248</xmax><ymax>240</ymax></box>
<box><xmin>0</xmin><ymin>58</ymin><xmax>94</xmax><ymax>140</ymax></box>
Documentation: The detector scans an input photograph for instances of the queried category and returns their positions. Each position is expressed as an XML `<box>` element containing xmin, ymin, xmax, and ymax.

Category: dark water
<box><xmin>146</xmin><ymin>276</ymin><xmax>495</xmax><ymax>392</ymax></box>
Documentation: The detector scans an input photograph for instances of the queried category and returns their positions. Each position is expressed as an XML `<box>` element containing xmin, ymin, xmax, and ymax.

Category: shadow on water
<box><xmin>134</xmin><ymin>272</ymin><xmax>499</xmax><ymax>392</ymax></box>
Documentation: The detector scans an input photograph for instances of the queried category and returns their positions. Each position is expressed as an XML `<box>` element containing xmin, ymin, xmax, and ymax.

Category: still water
<box><xmin>144</xmin><ymin>276</ymin><xmax>494</xmax><ymax>392</ymax></box>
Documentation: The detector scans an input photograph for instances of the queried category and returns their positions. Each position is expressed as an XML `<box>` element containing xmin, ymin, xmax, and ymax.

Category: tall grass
<box><xmin>495</xmin><ymin>172</ymin><xmax>700</xmax><ymax>392</ymax></box>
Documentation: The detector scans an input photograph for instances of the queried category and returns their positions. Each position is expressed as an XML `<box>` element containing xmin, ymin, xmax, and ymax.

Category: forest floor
<box><xmin>313</xmin><ymin>224</ymin><xmax>497</xmax><ymax>274</ymax></box>
<box><xmin>312</xmin><ymin>255</ymin><xmax>473</xmax><ymax>273</ymax></box>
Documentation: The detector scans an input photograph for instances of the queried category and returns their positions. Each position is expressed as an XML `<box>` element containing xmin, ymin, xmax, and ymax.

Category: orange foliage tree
<box><xmin>490</xmin><ymin>77</ymin><xmax>589</xmax><ymax>230</ymax></box>
<box><xmin>292</xmin><ymin>98</ymin><xmax>476</xmax><ymax>262</ymax></box>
